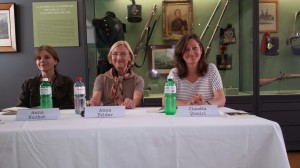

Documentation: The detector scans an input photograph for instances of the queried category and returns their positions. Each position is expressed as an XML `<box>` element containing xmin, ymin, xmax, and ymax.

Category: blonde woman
<box><xmin>87</xmin><ymin>41</ymin><xmax>144</xmax><ymax>109</ymax></box>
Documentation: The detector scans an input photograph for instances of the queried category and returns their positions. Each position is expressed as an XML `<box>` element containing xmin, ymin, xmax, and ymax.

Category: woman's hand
<box><xmin>86</xmin><ymin>91</ymin><xmax>102</xmax><ymax>106</ymax></box>
<box><xmin>188</xmin><ymin>93</ymin><xmax>205</xmax><ymax>105</ymax></box>
<box><xmin>86</xmin><ymin>99</ymin><xmax>97</xmax><ymax>106</ymax></box>
<box><xmin>122</xmin><ymin>98</ymin><xmax>136</xmax><ymax>109</ymax></box>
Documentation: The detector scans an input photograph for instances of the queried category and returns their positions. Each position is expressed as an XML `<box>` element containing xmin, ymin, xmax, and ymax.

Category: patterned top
<box><xmin>93</xmin><ymin>68</ymin><xmax>144</xmax><ymax>106</ymax></box>
<box><xmin>168</xmin><ymin>63</ymin><xmax>223</xmax><ymax>101</ymax></box>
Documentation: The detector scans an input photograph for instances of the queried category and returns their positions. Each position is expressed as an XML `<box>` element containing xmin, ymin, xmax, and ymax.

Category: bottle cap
<box><xmin>167</xmin><ymin>74</ymin><xmax>174</xmax><ymax>80</ymax></box>
<box><xmin>42</xmin><ymin>78</ymin><xmax>48</xmax><ymax>81</ymax></box>
<box><xmin>76</xmin><ymin>76</ymin><xmax>82</xmax><ymax>81</ymax></box>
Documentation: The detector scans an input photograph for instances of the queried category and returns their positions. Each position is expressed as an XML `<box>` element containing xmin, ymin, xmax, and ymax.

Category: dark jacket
<box><xmin>17</xmin><ymin>73</ymin><xmax>74</xmax><ymax>109</ymax></box>
<box><xmin>92</xmin><ymin>13</ymin><xmax>125</xmax><ymax>49</ymax></box>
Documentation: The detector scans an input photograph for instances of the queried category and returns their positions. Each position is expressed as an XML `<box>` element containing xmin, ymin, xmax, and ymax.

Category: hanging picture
<box><xmin>0</xmin><ymin>3</ymin><xmax>17</xmax><ymax>52</ymax></box>
<box><xmin>148</xmin><ymin>45</ymin><xmax>175</xmax><ymax>77</ymax></box>
<box><xmin>220</xmin><ymin>23</ymin><xmax>236</xmax><ymax>45</ymax></box>
<box><xmin>162</xmin><ymin>0</ymin><xmax>193</xmax><ymax>40</ymax></box>
<box><xmin>259</xmin><ymin>1</ymin><xmax>278</xmax><ymax>32</ymax></box>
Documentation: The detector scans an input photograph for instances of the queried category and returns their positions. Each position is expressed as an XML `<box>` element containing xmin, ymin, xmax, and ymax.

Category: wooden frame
<box><xmin>162</xmin><ymin>0</ymin><xmax>193</xmax><ymax>40</ymax></box>
<box><xmin>0</xmin><ymin>3</ymin><xmax>16</xmax><ymax>52</ymax></box>
<box><xmin>148</xmin><ymin>45</ymin><xmax>175</xmax><ymax>77</ymax></box>
<box><xmin>259</xmin><ymin>1</ymin><xmax>278</xmax><ymax>32</ymax></box>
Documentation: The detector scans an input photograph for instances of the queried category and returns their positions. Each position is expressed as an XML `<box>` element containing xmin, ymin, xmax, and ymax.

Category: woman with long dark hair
<box><xmin>163</xmin><ymin>33</ymin><xmax>226</xmax><ymax>107</ymax></box>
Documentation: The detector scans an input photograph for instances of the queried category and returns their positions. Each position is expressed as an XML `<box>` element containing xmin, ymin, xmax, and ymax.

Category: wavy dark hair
<box><xmin>175</xmin><ymin>33</ymin><xmax>208</xmax><ymax>78</ymax></box>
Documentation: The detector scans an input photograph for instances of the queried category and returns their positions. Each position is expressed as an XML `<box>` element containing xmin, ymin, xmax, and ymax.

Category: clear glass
<box><xmin>259</xmin><ymin>0</ymin><xmax>300</xmax><ymax>96</ymax></box>
<box><xmin>85</xmin><ymin>0</ymin><xmax>254</xmax><ymax>101</ymax></box>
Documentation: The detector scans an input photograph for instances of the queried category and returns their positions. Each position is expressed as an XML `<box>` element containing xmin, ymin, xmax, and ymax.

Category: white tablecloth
<box><xmin>0</xmin><ymin>107</ymin><xmax>290</xmax><ymax>168</ymax></box>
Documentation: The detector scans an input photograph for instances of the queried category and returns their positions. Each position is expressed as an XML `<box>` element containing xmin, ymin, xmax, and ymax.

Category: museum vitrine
<box><xmin>258</xmin><ymin>0</ymin><xmax>300</xmax><ymax>150</ymax></box>
<box><xmin>85</xmin><ymin>0</ymin><xmax>255</xmax><ymax>106</ymax></box>
<box><xmin>85</xmin><ymin>0</ymin><xmax>300</xmax><ymax>150</ymax></box>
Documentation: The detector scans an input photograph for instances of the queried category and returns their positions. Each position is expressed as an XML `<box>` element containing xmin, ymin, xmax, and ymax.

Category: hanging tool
<box><xmin>132</xmin><ymin>5</ymin><xmax>158</xmax><ymax>68</ymax></box>
<box><xmin>200</xmin><ymin>0</ymin><xmax>230</xmax><ymax>57</ymax></box>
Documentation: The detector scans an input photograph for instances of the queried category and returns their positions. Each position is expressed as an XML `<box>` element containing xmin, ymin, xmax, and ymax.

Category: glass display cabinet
<box><xmin>258</xmin><ymin>0</ymin><xmax>300</xmax><ymax>150</ymax></box>
<box><xmin>85</xmin><ymin>0</ymin><xmax>300</xmax><ymax>150</ymax></box>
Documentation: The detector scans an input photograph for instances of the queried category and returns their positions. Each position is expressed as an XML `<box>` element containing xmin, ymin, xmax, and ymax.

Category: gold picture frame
<box><xmin>148</xmin><ymin>45</ymin><xmax>175</xmax><ymax>77</ymax></box>
<box><xmin>259</xmin><ymin>1</ymin><xmax>278</xmax><ymax>32</ymax></box>
<box><xmin>162</xmin><ymin>0</ymin><xmax>193</xmax><ymax>40</ymax></box>
<box><xmin>0</xmin><ymin>3</ymin><xmax>16</xmax><ymax>52</ymax></box>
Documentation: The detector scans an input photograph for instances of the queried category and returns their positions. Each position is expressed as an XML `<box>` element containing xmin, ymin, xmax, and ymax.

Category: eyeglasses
<box><xmin>112</xmin><ymin>52</ymin><xmax>129</xmax><ymax>57</ymax></box>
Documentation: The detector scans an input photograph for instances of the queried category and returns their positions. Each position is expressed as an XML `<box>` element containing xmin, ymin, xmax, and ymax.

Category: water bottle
<box><xmin>40</xmin><ymin>78</ymin><xmax>53</xmax><ymax>108</ymax></box>
<box><xmin>164</xmin><ymin>74</ymin><xmax>176</xmax><ymax>115</ymax></box>
<box><xmin>74</xmin><ymin>76</ymin><xmax>86</xmax><ymax>115</ymax></box>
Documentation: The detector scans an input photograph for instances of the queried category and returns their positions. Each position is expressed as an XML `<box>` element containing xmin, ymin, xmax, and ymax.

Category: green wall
<box><xmin>87</xmin><ymin>0</ymin><xmax>255</xmax><ymax>96</ymax></box>
<box><xmin>259</xmin><ymin>0</ymin><xmax>300</xmax><ymax>91</ymax></box>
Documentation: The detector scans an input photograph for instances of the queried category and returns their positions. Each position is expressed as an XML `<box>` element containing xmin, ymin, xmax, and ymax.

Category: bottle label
<box><xmin>40</xmin><ymin>87</ymin><xmax>52</xmax><ymax>95</ymax></box>
<box><xmin>164</xmin><ymin>86</ymin><xmax>176</xmax><ymax>93</ymax></box>
<box><xmin>74</xmin><ymin>86</ymin><xmax>86</xmax><ymax>95</ymax></box>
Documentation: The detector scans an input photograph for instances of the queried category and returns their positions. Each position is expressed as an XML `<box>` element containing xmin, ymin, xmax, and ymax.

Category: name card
<box><xmin>176</xmin><ymin>105</ymin><xmax>219</xmax><ymax>117</ymax></box>
<box><xmin>16</xmin><ymin>108</ymin><xmax>60</xmax><ymax>121</ymax></box>
<box><xmin>85</xmin><ymin>106</ymin><xmax>125</xmax><ymax>118</ymax></box>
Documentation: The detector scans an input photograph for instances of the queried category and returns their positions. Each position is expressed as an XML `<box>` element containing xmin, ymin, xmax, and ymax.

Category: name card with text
<box><xmin>176</xmin><ymin>105</ymin><xmax>219</xmax><ymax>117</ymax></box>
<box><xmin>85</xmin><ymin>106</ymin><xmax>125</xmax><ymax>118</ymax></box>
<box><xmin>16</xmin><ymin>108</ymin><xmax>60</xmax><ymax>121</ymax></box>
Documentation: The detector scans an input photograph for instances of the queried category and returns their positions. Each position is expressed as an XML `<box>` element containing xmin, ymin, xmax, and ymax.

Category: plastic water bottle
<box><xmin>164</xmin><ymin>74</ymin><xmax>176</xmax><ymax>115</ymax></box>
<box><xmin>40</xmin><ymin>78</ymin><xmax>53</xmax><ymax>108</ymax></box>
<box><xmin>74</xmin><ymin>76</ymin><xmax>86</xmax><ymax>115</ymax></box>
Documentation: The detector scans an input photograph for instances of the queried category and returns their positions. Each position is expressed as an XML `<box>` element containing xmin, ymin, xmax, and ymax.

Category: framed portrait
<box><xmin>162</xmin><ymin>0</ymin><xmax>193</xmax><ymax>40</ymax></box>
<box><xmin>148</xmin><ymin>45</ymin><xmax>175</xmax><ymax>78</ymax></box>
<box><xmin>0</xmin><ymin>3</ymin><xmax>16</xmax><ymax>52</ymax></box>
<box><xmin>259</xmin><ymin>1</ymin><xmax>278</xmax><ymax>32</ymax></box>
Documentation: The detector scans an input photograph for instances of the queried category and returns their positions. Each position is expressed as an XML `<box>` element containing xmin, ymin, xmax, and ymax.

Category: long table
<box><xmin>0</xmin><ymin>107</ymin><xmax>290</xmax><ymax>168</ymax></box>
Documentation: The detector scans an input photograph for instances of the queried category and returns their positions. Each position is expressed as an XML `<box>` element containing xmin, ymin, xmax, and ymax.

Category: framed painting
<box><xmin>259</xmin><ymin>1</ymin><xmax>278</xmax><ymax>32</ymax></box>
<box><xmin>162</xmin><ymin>0</ymin><xmax>193</xmax><ymax>40</ymax></box>
<box><xmin>148</xmin><ymin>45</ymin><xmax>175</xmax><ymax>78</ymax></box>
<box><xmin>0</xmin><ymin>3</ymin><xmax>16</xmax><ymax>52</ymax></box>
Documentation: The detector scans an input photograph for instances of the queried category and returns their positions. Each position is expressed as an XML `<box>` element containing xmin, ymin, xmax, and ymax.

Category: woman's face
<box><xmin>35</xmin><ymin>50</ymin><xmax>57</xmax><ymax>73</ymax></box>
<box><xmin>175</xmin><ymin>10</ymin><xmax>181</xmax><ymax>18</ymax></box>
<box><xmin>182</xmin><ymin>39</ymin><xmax>202</xmax><ymax>66</ymax></box>
<box><xmin>111</xmin><ymin>44</ymin><xmax>131</xmax><ymax>71</ymax></box>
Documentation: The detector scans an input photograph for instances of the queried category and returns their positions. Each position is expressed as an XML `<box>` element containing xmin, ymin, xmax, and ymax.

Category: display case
<box><xmin>258</xmin><ymin>0</ymin><xmax>300</xmax><ymax>150</ymax></box>
<box><xmin>85</xmin><ymin>0</ymin><xmax>300</xmax><ymax>150</ymax></box>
